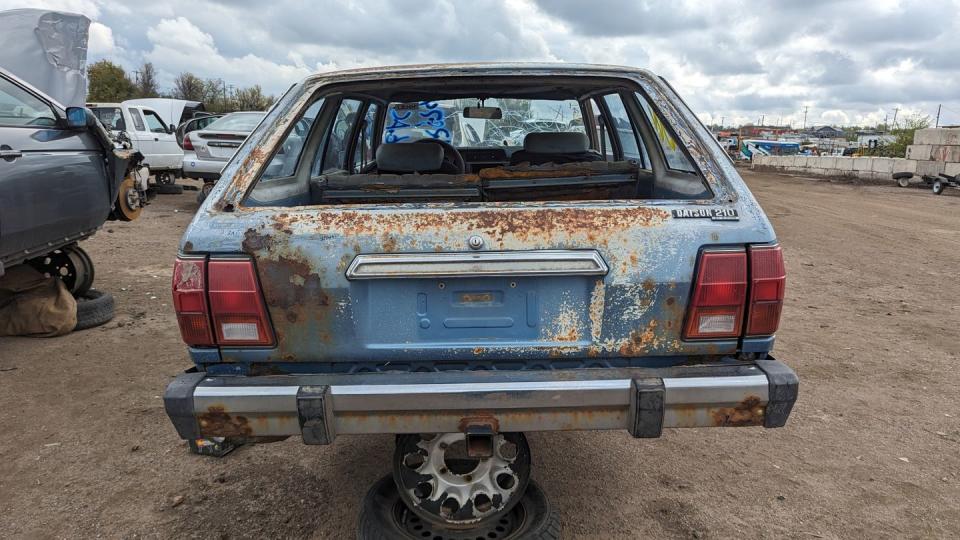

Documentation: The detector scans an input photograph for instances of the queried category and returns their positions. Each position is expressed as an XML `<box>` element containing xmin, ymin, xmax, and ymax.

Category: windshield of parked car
<box><xmin>0</xmin><ymin>76</ymin><xmax>57</xmax><ymax>127</ymax></box>
<box><xmin>206</xmin><ymin>112</ymin><xmax>265</xmax><ymax>132</ymax></box>
<box><xmin>89</xmin><ymin>107</ymin><xmax>126</xmax><ymax>131</ymax></box>
<box><xmin>383</xmin><ymin>99</ymin><xmax>585</xmax><ymax>148</ymax></box>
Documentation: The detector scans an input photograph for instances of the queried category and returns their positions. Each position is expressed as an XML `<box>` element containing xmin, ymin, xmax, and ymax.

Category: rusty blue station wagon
<box><xmin>164</xmin><ymin>63</ymin><xmax>798</xmax><ymax>535</ymax></box>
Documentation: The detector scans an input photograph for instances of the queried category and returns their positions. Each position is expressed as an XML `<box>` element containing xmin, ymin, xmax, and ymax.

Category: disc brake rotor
<box><xmin>394</xmin><ymin>432</ymin><xmax>530</xmax><ymax>529</ymax></box>
<box><xmin>117</xmin><ymin>175</ymin><xmax>143</xmax><ymax>221</ymax></box>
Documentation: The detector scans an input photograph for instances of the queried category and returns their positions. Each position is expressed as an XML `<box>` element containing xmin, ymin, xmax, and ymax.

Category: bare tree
<box><xmin>134</xmin><ymin>62</ymin><xmax>159</xmax><ymax>98</ymax></box>
<box><xmin>171</xmin><ymin>72</ymin><xmax>205</xmax><ymax>102</ymax></box>
<box><xmin>233</xmin><ymin>85</ymin><xmax>273</xmax><ymax>111</ymax></box>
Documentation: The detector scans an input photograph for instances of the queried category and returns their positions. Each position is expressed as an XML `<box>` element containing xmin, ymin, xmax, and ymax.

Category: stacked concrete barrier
<box><xmin>751</xmin><ymin>155</ymin><xmax>925</xmax><ymax>183</ymax></box>
<box><xmin>751</xmin><ymin>128</ymin><xmax>960</xmax><ymax>182</ymax></box>
<box><xmin>905</xmin><ymin>128</ymin><xmax>960</xmax><ymax>177</ymax></box>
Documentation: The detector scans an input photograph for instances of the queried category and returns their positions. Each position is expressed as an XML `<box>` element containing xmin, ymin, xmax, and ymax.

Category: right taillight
<box><xmin>182</xmin><ymin>133</ymin><xmax>194</xmax><ymax>151</ymax></box>
<box><xmin>684</xmin><ymin>250</ymin><xmax>748</xmax><ymax>339</ymax></box>
<box><xmin>746</xmin><ymin>245</ymin><xmax>786</xmax><ymax>336</ymax></box>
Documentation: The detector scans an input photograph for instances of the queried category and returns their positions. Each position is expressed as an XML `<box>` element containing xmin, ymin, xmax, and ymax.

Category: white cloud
<box><xmin>7</xmin><ymin>0</ymin><xmax>957</xmax><ymax>126</ymax></box>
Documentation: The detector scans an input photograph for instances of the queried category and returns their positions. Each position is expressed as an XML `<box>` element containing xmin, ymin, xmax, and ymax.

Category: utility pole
<box><xmin>891</xmin><ymin>107</ymin><xmax>900</xmax><ymax>128</ymax></box>
<box><xmin>936</xmin><ymin>104</ymin><xmax>941</xmax><ymax>128</ymax></box>
<box><xmin>802</xmin><ymin>106</ymin><xmax>809</xmax><ymax>130</ymax></box>
<box><xmin>719</xmin><ymin>116</ymin><xmax>724</xmax><ymax>129</ymax></box>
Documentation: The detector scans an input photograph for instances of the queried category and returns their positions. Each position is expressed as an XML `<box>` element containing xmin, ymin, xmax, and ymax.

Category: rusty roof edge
<box><xmin>302</xmin><ymin>63</ymin><xmax>657</xmax><ymax>85</ymax></box>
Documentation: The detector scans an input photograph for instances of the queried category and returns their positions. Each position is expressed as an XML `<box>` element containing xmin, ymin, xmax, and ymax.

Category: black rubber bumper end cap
<box><xmin>298</xmin><ymin>385</ymin><xmax>334</xmax><ymax>445</ymax></box>
<box><xmin>164</xmin><ymin>370</ymin><xmax>205</xmax><ymax>440</ymax></box>
<box><xmin>630</xmin><ymin>378</ymin><xmax>665</xmax><ymax>438</ymax></box>
<box><xmin>756</xmin><ymin>359</ymin><xmax>799</xmax><ymax>428</ymax></box>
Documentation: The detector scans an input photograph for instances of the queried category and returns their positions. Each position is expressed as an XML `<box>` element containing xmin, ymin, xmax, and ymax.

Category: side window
<box><xmin>351</xmin><ymin>103</ymin><xmax>379</xmax><ymax>172</ymax></box>
<box><xmin>261</xmin><ymin>98</ymin><xmax>325</xmax><ymax>181</ymax></box>
<box><xmin>128</xmin><ymin>108</ymin><xmax>146</xmax><ymax>131</ymax></box>
<box><xmin>589</xmin><ymin>99</ymin><xmax>614</xmax><ymax>160</ymax></box>
<box><xmin>142</xmin><ymin>109</ymin><xmax>167</xmax><ymax>133</ymax></box>
<box><xmin>0</xmin><ymin>76</ymin><xmax>56</xmax><ymax>127</ymax></box>
<box><xmin>317</xmin><ymin>98</ymin><xmax>362</xmax><ymax>174</ymax></box>
<box><xmin>603</xmin><ymin>93</ymin><xmax>647</xmax><ymax>167</ymax></box>
<box><xmin>635</xmin><ymin>92</ymin><xmax>697</xmax><ymax>172</ymax></box>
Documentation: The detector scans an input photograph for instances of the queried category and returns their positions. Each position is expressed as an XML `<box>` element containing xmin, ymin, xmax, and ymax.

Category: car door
<box><xmin>124</xmin><ymin>106</ymin><xmax>155</xmax><ymax>164</ymax></box>
<box><xmin>141</xmin><ymin>107</ymin><xmax>182</xmax><ymax>169</ymax></box>
<box><xmin>0</xmin><ymin>73</ymin><xmax>109</xmax><ymax>266</ymax></box>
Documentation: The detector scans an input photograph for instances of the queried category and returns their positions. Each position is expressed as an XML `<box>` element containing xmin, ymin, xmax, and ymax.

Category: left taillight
<box><xmin>207</xmin><ymin>259</ymin><xmax>275</xmax><ymax>346</ymax></box>
<box><xmin>172</xmin><ymin>257</ymin><xmax>214</xmax><ymax>346</ymax></box>
<box><xmin>172</xmin><ymin>256</ymin><xmax>275</xmax><ymax>347</ymax></box>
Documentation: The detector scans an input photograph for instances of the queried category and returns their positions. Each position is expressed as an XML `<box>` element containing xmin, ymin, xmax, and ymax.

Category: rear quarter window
<box><xmin>635</xmin><ymin>92</ymin><xmax>698</xmax><ymax>173</ymax></box>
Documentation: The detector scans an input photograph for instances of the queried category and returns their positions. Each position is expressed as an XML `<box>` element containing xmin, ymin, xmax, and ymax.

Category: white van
<box><xmin>87</xmin><ymin>100</ymin><xmax>186</xmax><ymax>183</ymax></box>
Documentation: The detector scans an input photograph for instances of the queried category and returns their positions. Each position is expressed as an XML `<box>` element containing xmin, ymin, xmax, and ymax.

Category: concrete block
<box><xmin>821</xmin><ymin>156</ymin><xmax>838</xmax><ymax>169</ymax></box>
<box><xmin>940</xmin><ymin>129</ymin><xmax>960</xmax><ymax>146</ymax></box>
<box><xmin>852</xmin><ymin>157</ymin><xmax>872</xmax><ymax>171</ymax></box>
<box><xmin>871</xmin><ymin>158</ymin><xmax>894</xmax><ymax>173</ymax></box>
<box><xmin>929</xmin><ymin>145</ymin><xmax>960</xmax><ymax>162</ymax></box>
<box><xmin>916</xmin><ymin>160</ymin><xmax>946</xmax><ymax>176</ymax></box>
<box><xmin>914</xmin><ymin>129</ymin><xmax>943</xmax><ymax>145</ymax></box>
<box><xmin>833</xmin><ymin>157</ymin><xmax>852</xmax><ymax>170</ymax></box>
<box><xmin>906</xmin><ymin>144</ymin><xmax>932</xmax><ymax>160</ymax></box>
<box><xmin>892</xmin><ymin>159</ymin><xmax>918</xmax><ymax>174</ymax></box>
<box><xmin>945</xmin><ymin>162</ymin><xmax>960</xmax><ymax>177</ymax></box>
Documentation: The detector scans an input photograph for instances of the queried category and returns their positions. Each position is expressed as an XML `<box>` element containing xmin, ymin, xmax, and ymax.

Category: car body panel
<box><xmin>0</xmin><ymin>69</ymin><xmax>127</xmax><ymax>272</ymax></box>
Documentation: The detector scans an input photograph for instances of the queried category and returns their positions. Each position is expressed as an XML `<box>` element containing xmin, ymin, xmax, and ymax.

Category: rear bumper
<box><xmin>164</xmin><ymin>359</ymin><xmax>798</xmax><ymax>444</ymax></box>
<box><xmin>182</xmin><ymin>153</ymin><xmax>225</xmax><ymax>178</ymax></box>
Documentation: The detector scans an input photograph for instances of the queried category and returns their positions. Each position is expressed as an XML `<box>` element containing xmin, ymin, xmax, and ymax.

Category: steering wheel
<box><xmin>415</xmin><ymin>138</ymin><xmax>466</xmax><ymax>174</ymax></box>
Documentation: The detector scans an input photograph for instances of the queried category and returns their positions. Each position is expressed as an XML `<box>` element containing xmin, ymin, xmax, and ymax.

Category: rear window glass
<box><xmin>383</xmin><ymin>99</ymin><xmax>585</xmax><ymax>148</ymax></box>
<box><xmin>635</xmin><ymin>93</ymin><xmax>697</xmax><ymax>172</ymax></box>
<box><xmin>207</xmin><ymin>112</ymin><xmax>265</xmax><ymax>132</ymax></box>
<box><xmin>261</xmin><ymin>99</ymin><xmax>324</xmax><ymax>180</ymax></box>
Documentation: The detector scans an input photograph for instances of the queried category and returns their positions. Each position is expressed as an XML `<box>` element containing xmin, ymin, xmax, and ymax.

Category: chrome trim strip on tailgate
<box><xmin>345</xmin><ymin>250</ymin><xmax>609</xmax><ymax>279</ymax></box>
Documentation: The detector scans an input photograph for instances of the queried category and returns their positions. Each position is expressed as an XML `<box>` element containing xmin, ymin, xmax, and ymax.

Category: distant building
<box><xmin>806</xmin><ymin>125</ymin><xmax>845</xmax><ymax>138</ymax></box>
<box><xmin>856</xmin><ymin>131</ymin><xmax>895</xmax><ymax>149</ymax></box>
<box><xmin>739</xmin><ymin>125</ymin><xmax>793</xmax><ymax>138</ymax></box>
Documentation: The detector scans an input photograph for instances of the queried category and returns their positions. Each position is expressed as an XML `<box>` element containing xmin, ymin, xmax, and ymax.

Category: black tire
<box><xmin>74</xmin><ymin>290</ymin><xmax>115</xmax><ymax>331</ymax></box>
<box><xmin>154</xmin><ymin>183</ymin><xmax>184</xmax><ymax>195</ymax></box>
<box><xmin>892</xmin><ymin>172</ymin><xmax>912</xmax><ymax>188</ymax></box>
<box><xmin>182</xmin><ymin>184</ymin><xmax>199</xmax><ymax>191</ymax></box>
<box><xmin>932</xmin><ymin>180</ymin><xmax>945</xmax><ymax>195</ymax></box>
<box><xmin>357</xmin><ymin>476</ymin><xmax>560</xmax><ymax>540</ymax></box>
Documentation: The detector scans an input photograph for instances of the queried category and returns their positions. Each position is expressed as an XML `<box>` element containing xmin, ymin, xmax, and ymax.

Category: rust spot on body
<box><xmin>197</xmin><ymin>406</ymin><xmax>253</xmax><ymax>438</ymax></box>
<box><xmin>711</xmin><ymin>396</ymin><xmax>764</xmax><ymax>427</ymax></box>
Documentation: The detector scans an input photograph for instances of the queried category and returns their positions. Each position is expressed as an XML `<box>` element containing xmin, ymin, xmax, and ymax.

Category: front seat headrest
<box><xmin>523</xmin><ymin>132</ymin><xmax>591</xmax><ymax>154</ymax></box>
<box><xmin>376</xmin><ymin>143</ymin><xmax>444</xmax><ymax>173</ymax></box>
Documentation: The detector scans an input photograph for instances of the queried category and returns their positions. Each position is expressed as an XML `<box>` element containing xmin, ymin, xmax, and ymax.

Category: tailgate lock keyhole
<box><xmin>468</xmin><ymin>235</ymin><xmax>484</xmax><ymax>250</ymax></box>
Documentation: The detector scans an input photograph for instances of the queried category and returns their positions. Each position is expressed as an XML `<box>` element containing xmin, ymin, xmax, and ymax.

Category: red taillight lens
<box><xmin>684</xmin><ymin>250</ymin><xmax>747</xmax><ymax>339</ymax></box>
<box><xmin>182</xmin><ymin>133</ymin><xmax>194</xmax><ymax>151</ymax></box>
<box><xmin>746</xmin><ymin>245</ymin><xmax>786</xmax><ymax>336</ymax></box>
<box><xmin>207</xmin><ymin>260</ymin><xmax>274</xmax><ymax>346</ymax></box>
<box><xmin>172</xmin><ymin>257</ymin><xmax>214</xmax><ymax>346</ymax></box>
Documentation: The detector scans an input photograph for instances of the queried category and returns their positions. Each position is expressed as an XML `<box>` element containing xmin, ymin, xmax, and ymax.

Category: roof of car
<box><xmin>304</xmin><ymin>62</ymin><xmax>653</xmax><ymax>84</ymax></box>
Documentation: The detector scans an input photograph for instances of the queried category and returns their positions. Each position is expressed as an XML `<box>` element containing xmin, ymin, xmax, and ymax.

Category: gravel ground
<box><xmin>1</xmin><ymin>171</ymin><xmax>958</xmax><ymax>539</ymax></box>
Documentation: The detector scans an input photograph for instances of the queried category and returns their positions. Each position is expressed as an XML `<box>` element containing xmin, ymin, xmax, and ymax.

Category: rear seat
<box><xmin>509</xmin><ymin>132</ymin><xmax>604</xmax><ymax>165</ymax></box>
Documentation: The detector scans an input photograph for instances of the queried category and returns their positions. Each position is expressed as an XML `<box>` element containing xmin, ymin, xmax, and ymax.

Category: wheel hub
<box><xmin>395</xmin><ymin>433</ymin><xmax>530</xmax><ymax>529</ymax></box>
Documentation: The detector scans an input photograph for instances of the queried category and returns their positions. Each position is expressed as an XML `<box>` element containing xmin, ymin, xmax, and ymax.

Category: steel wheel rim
<box><xmin>393</xmin><ymin>488</ymin><xmax>526</xmax><ymax>540</ymax></box>
<box><xmin>395</xmin><ymin>433</ymin><xmax>530</xmax><ymax>530</ymax></box>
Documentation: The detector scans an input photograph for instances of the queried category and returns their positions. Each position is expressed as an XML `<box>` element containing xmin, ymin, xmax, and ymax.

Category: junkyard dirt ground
<box><xmin>1</xmin><ymin>172</ymin><xmax>958</xmax><ymax>539</ymax></box>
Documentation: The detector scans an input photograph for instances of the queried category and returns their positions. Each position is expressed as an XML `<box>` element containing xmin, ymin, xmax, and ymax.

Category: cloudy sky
<box><xmin>4</xmin><ymin>0</ymin><xmax>960</xmax><ymax>127</ymax></box>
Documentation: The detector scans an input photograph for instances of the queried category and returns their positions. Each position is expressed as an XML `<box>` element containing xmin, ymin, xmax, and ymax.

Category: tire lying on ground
<box><xmin>892</xmin><ymin>172</ymin><xmax>913</xmax><ymax>188</ymax></box>
<box><xmin>74</xmin><ymin>289</ymin><xmax>115</xmax><ymax>331</ymax></box>
<box><xmin>357</xmin><ymin>475</ymin><xmax>560</xmax><ymax>540</ymax></box>
<box><xmin>153</xmin><ymin>183</ymin><xmax>184</xmax><ymax>195</ymax></box>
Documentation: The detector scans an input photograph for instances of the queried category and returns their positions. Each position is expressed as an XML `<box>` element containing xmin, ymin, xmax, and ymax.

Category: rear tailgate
<box><xmin>212</xmin><ymin>201</ymin><xmax>770</xmax><ymax>365</ymax></box>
